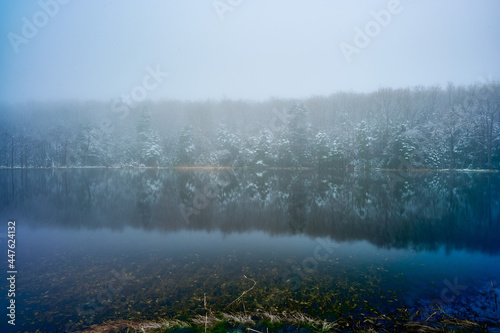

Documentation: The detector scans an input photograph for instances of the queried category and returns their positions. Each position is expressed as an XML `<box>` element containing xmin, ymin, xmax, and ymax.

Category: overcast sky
<box><xmin>0</xmin><ymin>0</ymin><xmax>499</xmax><ymax>103</ymax></box>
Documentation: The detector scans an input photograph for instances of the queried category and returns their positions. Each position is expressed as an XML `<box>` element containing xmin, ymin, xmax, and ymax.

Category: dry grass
<box><xmin>222</xmin><ymin>313</ymin><xmax>255</xmax><ymax>325</ymax></box>
<box><xmin>77</xmin><ymin>318</ymin><xmax>190</xmax><ymax>333</ymax></box>
<box><xmin>78</xmin><ymin>314</ymin><xmax>492</xmax><ymax>333</ymax></box>
<box><xmin>259</xmin><ymin>311</ymin><xmax>339</xmax><ymax>331</ymax></box>
<box><xmin>78</xmin><ymin>308</ymin><xmax>492</xmax><ymax>333</ymax></box>
<box><xmin>191</xmin><ymin>312</ymin><xmax>222</xmax><ymax>329</ymax></box>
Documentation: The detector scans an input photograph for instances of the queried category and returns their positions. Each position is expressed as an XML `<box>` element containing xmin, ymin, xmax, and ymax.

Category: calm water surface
<box><xmin>1</xmin><ymin>169</ymin><xmax>499</xmax><ymax>332</ymax></box>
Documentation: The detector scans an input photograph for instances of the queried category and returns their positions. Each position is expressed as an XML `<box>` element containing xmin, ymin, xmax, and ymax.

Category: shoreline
<box><xmin>0</xmin><ymin>166</ymin><xmax>499</xmax><ymax>173</ymax></box>
<box><xmin>74</xmin><ymin>309</ymin><xmax>499</xmax><ymax>333</ymax></box>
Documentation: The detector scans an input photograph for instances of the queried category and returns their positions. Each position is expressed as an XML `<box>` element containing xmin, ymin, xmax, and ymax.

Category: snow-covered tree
<box><xmin>175</xmin><ymin>125</ymin><xmax>196</xmax><ymax>166</ymax></box>
<box><xmin>136</xmin><ymin>107</ymin><xmax>163</xmax><ymax>167</ymax></box>
<box><xmin>355</xmin><ymin>121</ymin><xmax>373</xmax><ymax>169</ymax></box>
<box><xmin>384</xmin><ymin>124</ymin><xmax>416</xmax><ymax>169</ymax></box>
<box><xmin>313</xmin><ymin>131</ymin><xmax>331</xmax><ymax>169</ymax></box>
<box><xmin>215</xmin><ymin>124</ymin><xmax>241</xmax><ymax>166</ymax></box>
<box><xmin>287</xmin><ymin>103</ymin><xmax>312</xmax><ymax>167</ymax></box>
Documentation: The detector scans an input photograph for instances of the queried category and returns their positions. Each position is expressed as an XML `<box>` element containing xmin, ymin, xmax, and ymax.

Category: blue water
<box><xmin>0</xmin><ymin>169</ymin><xmax>499</xmax><ymax>331</ymax></box>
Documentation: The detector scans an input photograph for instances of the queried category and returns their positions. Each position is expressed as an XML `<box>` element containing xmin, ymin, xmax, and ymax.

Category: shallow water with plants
<box><xmin>1</xmin><ymin>168</ymin><xmax>499</xmax><ymax>332</ymax></box>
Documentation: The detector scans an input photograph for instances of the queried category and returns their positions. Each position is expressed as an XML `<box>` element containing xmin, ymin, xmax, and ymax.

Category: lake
<box><xmin>1</xmin><ymin>169</ymin><xmax>499</xmax><ymax>332</ymax></box>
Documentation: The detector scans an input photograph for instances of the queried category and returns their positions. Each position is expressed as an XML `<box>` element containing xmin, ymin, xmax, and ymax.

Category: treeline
<box><xmin>0</xmin><ymin>82</ymin><xmax>499</xmax><ymax>169</ymax></box>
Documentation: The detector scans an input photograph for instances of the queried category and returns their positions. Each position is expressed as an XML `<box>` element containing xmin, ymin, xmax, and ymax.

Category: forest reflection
<box><xmin>1</xmin><ymin>169</ymin><xmax>498</xmax><ymax>254</ymax></box>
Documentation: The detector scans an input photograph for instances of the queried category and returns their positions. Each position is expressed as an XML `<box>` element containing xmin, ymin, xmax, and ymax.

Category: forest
<box><xmin>0</xmin><ymin>82</ymin><xmax>499</xmax><ymax>170</ymax></box>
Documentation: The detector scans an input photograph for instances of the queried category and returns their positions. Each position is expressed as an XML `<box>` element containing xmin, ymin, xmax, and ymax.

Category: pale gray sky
<box><xmin>1</xmin><ymin>0</ymin><xmax>499</xmax><ymax>103</ymax></box>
